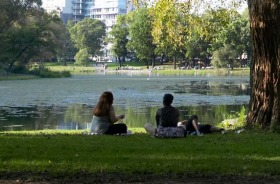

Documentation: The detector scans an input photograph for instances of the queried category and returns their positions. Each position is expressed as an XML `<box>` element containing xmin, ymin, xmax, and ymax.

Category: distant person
<box><xmin>90</xmin><ymin>91</ymin><xmax>127</xmax><ymax>135</ymax></box>
<box><xmin>144</xmin><ymin>93</ymin><xmax>186</xmax><ymax>138</ymax></box>
<box><xmin>181</xmin><ymin>115</ymin><xmax>224</xmax><ymax>135</ymax></box>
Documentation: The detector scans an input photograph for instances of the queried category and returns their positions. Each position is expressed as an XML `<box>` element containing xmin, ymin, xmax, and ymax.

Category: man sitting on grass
<box><xmin>144</xmin><ymin>93</ymin><xmax>185</xmax><ymax>138</ymax></box>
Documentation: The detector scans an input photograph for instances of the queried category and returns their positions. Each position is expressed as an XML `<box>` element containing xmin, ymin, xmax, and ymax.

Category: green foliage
<box><xmin>211</xmin><ymin>44</ymin><xmax>239</xmax><ymax>68</ymax></box>
<box><xmin>44</xmin><ymin>63</ymin><xmax>95</xmax><ymax>74</ymax></box>
<box><xmin>126</xmin><ymin>8</ymin><xmax>156</xmax><ymax>65</ymax></box>
<box><xmin>30</xmin><ymin>67</ymin><xmax>71</xmax><ymax>78</ymax></box>
<box><xmin>108</xmin><ymin>15</ymin><xmax>129</xmax><ymax>65</ymax></box>
<box><xmin>75</xmin><ymin>48</ymin><xmax>90</xmax><ymax>66</ymax></box>
<box><xmin>69</xmin><ymin>18</ymin><xmax>106</xmax><ymax>57</ymax></box>
<box><xmin>185</xmin><ymin>34</ymin><xmax>211</xmax><ymax>66</ymax></box>
<box><xmin>200</xmin><ymin>9</ymin><xmax>238</xmax><ymax>43</ymax></box>
<box><xmin>210</xmin><ymin>11</ymin><xmax>251</xmax><ymax>68</ymax></box>
<box><xmin>151</xmin><ymin>0</ymin><xmax>190</xmax><ymax>59</ymax></box>
<box><xmin>9</xmin><ymin>64</ymin><xmax>29</xmax><ymax>74</ymax></box>
<box><xmin>218</xmin><ymin>106</ymin><xmax>246</xmax><ymax>130</ymax></box>
<box><xmin>0</xmin><ymin>0</ymin><xmax>69</xmax><ymax>73</ymax></box>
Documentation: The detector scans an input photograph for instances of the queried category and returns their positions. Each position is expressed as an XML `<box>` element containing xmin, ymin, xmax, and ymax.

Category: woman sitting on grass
<box><xmin>90</xmin><ymin>91</ymin><xmax>127</xmax><ymax>135</ymax></box>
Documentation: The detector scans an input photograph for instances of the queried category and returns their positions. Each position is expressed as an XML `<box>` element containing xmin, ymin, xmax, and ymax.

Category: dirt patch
<box><xmin>0</xmin><ymin>172</ymin><xmax>280</xmax><ymax>184</ymax></box>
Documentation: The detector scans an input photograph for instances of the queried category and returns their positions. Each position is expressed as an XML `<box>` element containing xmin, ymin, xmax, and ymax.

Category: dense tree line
<box><xmin>0</xmin><ymin>0</ymin><xmax>250</xmax><ymax>72</ymax></box>
<box><xmin>109</xmin><ymin>2</ymin><xmax>251</xmax><ymax>69</ymax></box>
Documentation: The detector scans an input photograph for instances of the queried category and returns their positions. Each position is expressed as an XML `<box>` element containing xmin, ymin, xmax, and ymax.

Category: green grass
<box><xmin>45</xmin><ymin>62</ymin><xmax>250</xmax><ymax>76</ymax></box>
<box><xmin>1</xmin><ymin>62</ymin><xmax>250</xmax><ymax>79</ymax></box>
<box><xmin>154</xmin><ymin>67</ymin><xmax>250</xmax><ymax>76</ymax></box>
<box><xmin>1</xmin><ymin>129</ymin><xmax>280</xmax><ymax>178</ymax></box>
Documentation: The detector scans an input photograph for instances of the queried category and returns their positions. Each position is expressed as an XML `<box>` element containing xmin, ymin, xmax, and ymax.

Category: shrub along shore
<box><xmin>46</xmin><ymin>62</ymin><xmax>250</xmax><ymax>76</ymax></box>
<box><xmin>0</xmin><ymin>62</ymin><xmax>250</xmax><ymax>80</ymax></box>
<box><xmin>0</xmin><ymin>129</ymin><xmax>280</xmax><ymax>183</ymax></box>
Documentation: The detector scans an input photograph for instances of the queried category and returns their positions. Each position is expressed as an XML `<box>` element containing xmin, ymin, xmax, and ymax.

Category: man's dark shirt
<box><xmin>155</xmin><ymin>105</ymin><xmax>179</xmax><ymax>127</ymax></box>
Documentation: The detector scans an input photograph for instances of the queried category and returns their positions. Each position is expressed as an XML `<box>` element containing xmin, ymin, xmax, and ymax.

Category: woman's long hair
<box><xmin>93</xmin><ymin>91</ymin><xmax>114</xmax><ymax>116</ymax></box>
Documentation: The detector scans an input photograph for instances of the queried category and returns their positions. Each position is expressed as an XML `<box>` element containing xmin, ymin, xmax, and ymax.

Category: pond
<box><xmin>0</xmin><ymin>71</ymin><xmax>250</xmax><ymax>131</ymax></box>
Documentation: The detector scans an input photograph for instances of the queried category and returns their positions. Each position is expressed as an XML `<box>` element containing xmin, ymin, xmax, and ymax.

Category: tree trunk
<box><xmin>152</xmin><ymin>56</ymin><xmax>155</xmax><ymax>68</ymax></box>
<box><xmin>246</xmin><ymin>0</ymin><xmax>280</xmax><ymax>129</ymax></box>
<box><xmin>117</xmin><ymin>56</ymin><xmax>122</xmax><ymax>67</ymax></box>
<box><xmin>173</xmin><ymin>57</ymin><xmax>176</xmax><ymax>69</ymax></box>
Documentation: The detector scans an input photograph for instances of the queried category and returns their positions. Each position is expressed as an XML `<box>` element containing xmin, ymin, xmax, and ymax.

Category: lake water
<box><xmin>0</xmin><ymin>72</ymin><xmax>250</xmax><ymax>131</ymax></box>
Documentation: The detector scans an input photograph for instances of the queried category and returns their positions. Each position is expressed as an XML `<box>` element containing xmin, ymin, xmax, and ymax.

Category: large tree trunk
<box><xmin>246</xmin><ymin>0</ymin><xmax>280</xmax><ymax>129</ymax></box>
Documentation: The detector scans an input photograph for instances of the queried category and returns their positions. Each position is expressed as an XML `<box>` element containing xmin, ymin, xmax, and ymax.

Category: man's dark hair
<box><xmin>163</xmin><ymin>93</ymin><xmax>173</xmax><ymax>105</ymax></box>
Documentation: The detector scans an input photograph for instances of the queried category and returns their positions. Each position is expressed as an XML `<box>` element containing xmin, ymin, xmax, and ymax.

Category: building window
<box><xmin>94</xmin><ymin>9</ymin><xmax>101</xmax><ymax>13</ymax></box>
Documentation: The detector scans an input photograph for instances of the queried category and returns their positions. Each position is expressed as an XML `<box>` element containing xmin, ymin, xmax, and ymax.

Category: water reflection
<box><xmin>0</xmin><ymin>74</ymin><xmax>250</xmax><ymax>131</ymax></box>
<box><xmin>164</xmin><ymin>80</ymin><xmax>250</xmax><ymax>95</ymax></box>
<box><xmin>0</xmin><ymin>104</ymin><xmax>247</xmax><ymax>131</ymax></box>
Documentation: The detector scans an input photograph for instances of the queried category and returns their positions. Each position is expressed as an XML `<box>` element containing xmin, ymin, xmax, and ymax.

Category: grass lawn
<box><xmin>0</xmin><ymin>129</ymin><xmax>280</xmax><ymax>183</ymax></box>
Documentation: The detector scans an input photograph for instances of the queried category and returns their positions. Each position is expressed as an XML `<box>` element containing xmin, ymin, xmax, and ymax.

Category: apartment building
<box><xmin>72</xmin><ymin>0</ymin><xmax>94</xmax><ymax>23</ymax></box>
<box><xmin>90</xmin><ymin>0</ymin><xmax>127</xmax><ymax>32</ymax></box>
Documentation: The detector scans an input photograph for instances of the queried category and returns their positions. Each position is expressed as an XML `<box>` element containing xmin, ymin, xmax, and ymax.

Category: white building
<box><xmin>90</xmin><ymin>0</ymin><xmax>127</xmax><ymax>32</ymax></box>
<box><xmin>90</xmin><ymin>0</ymin><xmax>127</xmax><ymax>61</ymax></box>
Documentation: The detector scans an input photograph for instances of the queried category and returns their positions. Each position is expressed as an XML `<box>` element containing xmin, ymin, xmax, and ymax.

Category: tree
<box><xmin>0</xmin><ymin>0</ymin><xmax>42</xmax><ymax>71</ymax></box>
<box><xmin>212</xmin><ymin>11</ymin><xmax>251</xmax><ymax>68</ymax></box>
<box><xmin>185</xmin><ymin>34</ymin><xmax>211</xmax><ymax>68</ymax></box>
<box><xmin>211</xmin><ymin>44</ymin><xmax>239</xmax><ymax>69</ymax></box>
<box><xmin>151</xmin><ymin>0</ymin><xmax>190</xmax><ymax>69</ymax></box>
<box><xmin>246</xmin><ymin>0</ymin><xmax>280</xmax><ymax>130</ymax></box>
<box><xmin>109</xmin><ymin>15</ymin><xmax>129</xmax><ymax>67</ymax></box>
<box><xmin>75</xmin><ymin>48</ymin><xmax>90</xmax><ymax>66</ymax></box>
<box><xmin>126</xmin><ymin>8</ymin><xmax>157</xmax><ymax>67</ymax></box>
<box><xmin>0</xmin><ymin>0</ymin><xmax>67</xmax><ymax>72</ymax></box>
<box><xmin>30</xmin><ymin>12</ymin><xmax>71</xmax><ymax>64</ymax></box>
<box><xmin>0</xmin><ymin>0</ymin><xmax>42</xmax><ymax>34</ymax></box>
<box><xmin>69</xmin><ymin>18</ymin><xmax>106</xmax><ymax>60</ymax></box>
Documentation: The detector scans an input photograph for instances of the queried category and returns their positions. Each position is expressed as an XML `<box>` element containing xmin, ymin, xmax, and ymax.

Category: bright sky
<box><xmin>238</xmin><ymin>1</ymin><xmax>248</xmax><ymax>13</ymax></box>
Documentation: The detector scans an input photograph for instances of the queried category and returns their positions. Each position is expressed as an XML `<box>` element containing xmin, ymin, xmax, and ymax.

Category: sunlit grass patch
<box><xmin>46</xmin><ymin>65</ymin><xmax>95</xmax><ymax>74</ymax></box>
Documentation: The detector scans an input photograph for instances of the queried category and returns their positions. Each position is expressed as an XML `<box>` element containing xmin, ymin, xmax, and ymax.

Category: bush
<box><xmin>75</xmin><ymin>48</ymin><xmax>90</xmax><ymax>66</ymax></box>
<box><xmin>9</xmin><ymin>65</ymin><xmax>28</xmax><ymax>73</ymax></box>
<box><xmin>217</xmin><ymin>106</ymin><xmax>246</xmax><ymax>130</ymax></box>
<box><xmin>29</xmin><ymin>67</ymin><xmax>71</xmax><ymax>78</ymax></box>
